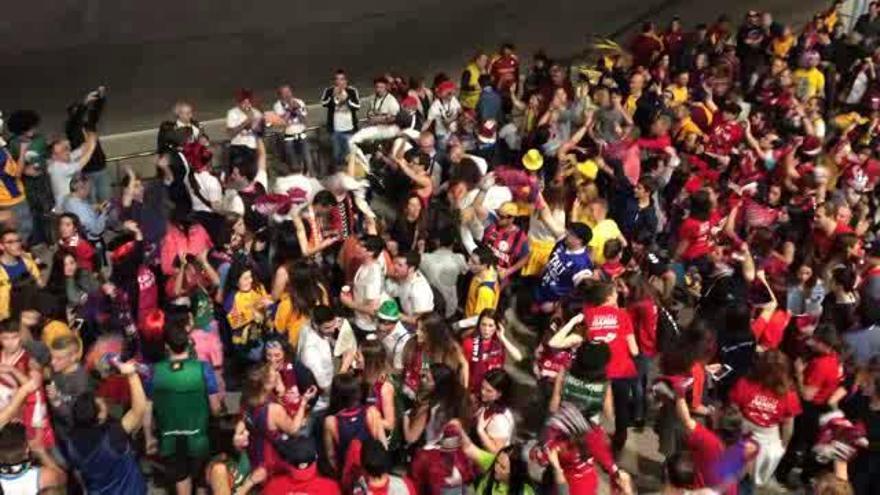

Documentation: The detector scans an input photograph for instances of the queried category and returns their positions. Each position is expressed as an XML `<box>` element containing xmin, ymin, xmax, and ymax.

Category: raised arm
<box><xmin>548</xmin><ymin>313</ymin><xmax>585</xmax><ymax>349</ymax></box>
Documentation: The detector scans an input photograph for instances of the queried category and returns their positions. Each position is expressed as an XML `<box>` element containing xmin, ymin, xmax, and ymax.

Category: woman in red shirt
<box><xmin>729</xmin><ymin>350</ymin><xmax>801</xmax><ymax>487</ymax></box>
<box><xmin>622</xmin><ymin>271</ymin><xmax>660</xmax><ymax>427</ymax></box>
<box><xmin>676</xmin><ymin>190</ymin><xmax>715</xmax><ymax>276</ymax></box>
<box><xmin>460</xmin><ymin>310</ymin><xmax>523</xmax><ymax>396</ymax></box>
<box><xmin>56</xmin><ymin>213</ymin><xmax>96</xmax><ymax>271</ymax></box>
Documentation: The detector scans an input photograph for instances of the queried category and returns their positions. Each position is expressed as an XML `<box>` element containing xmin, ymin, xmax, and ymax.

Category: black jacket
<box><xmin>320</xmin><ymin>86</ymin><xmax>361</xmax><ymax>132</ymax></box>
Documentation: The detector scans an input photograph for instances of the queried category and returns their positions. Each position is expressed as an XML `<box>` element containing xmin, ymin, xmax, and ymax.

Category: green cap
<box><xmin>377</xmin><ymin>300</ymin><xmax>400</xmax><ymax>322</ymax></box>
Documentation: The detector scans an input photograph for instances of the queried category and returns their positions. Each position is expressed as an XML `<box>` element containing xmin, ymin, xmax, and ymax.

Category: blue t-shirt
<box><xmin>535</xmin><ymin>242</ymin><xmax>593</xmax><ymax>302</ymax></box>
<box><xmin>1</xmin><ymin>259</ymin><xmax>27</xmax><ymax>282</ymax></box>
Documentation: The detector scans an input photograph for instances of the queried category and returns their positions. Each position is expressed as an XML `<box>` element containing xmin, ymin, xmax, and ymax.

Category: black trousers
<box><xmin>611</xmin><ymin>377</ymin><xmax>637</xmax><ymax>454</ymax></box>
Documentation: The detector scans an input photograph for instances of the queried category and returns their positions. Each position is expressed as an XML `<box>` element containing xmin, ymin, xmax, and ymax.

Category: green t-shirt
<box><xmin>474</xmin><ymin>448</ymin><xmax>536</xmax><ymax>495</ymax></box>
<box><xmin>151</xmin><ymin>358</ymin><xmax>211</xmax><ymax>457</ymax></box>
<box><xmin>562</xmin><ymin>374</ymin><xmax>607</xmax><ymax>421</ymax></box>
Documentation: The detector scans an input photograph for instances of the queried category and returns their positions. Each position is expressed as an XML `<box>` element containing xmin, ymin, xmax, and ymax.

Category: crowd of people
<box><xmin>0</xmin><ymin>0</ymin><xmax>879</xmax><ymax>494</ymax></box>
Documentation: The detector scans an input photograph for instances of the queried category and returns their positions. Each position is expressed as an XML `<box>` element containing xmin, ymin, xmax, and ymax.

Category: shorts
<box><xmin>163</xmin><ymin>438</ymin><xmax>208</xmax><ymax>484</ymax></box>
<box><xmin>521</xmin><ymin>237</ymin><xmax>555</xmax><ymax>277</ymax></box>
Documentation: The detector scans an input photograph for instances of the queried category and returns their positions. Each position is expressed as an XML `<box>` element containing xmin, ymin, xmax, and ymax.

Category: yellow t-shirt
<box><xmin>466</xmin><ymin>267</ymin><xmax>499</xmax><ymax>317</ymax></box>
<box><xmin>588</xmin><ymin>218</ymin><xmax>623</xmax><ymax>264</ymax></box>
<box><xmin>793</xmin><ymin>68</ymin><xmax>825</xmax><ymax>101</ymax></box>
<box><xmin>274</xmin><ymin>286</ymin><xmax>329</xmax><ymax>350</ymax></box>
<box><xmin>771</xmin><ymin>35</ymin><xmax>795</xmax><ymax>58</ymax></box>
<box><xmin>669</xmin><ymin>85</ymin><xmax>688</xmax><ymax>106</ymax></box>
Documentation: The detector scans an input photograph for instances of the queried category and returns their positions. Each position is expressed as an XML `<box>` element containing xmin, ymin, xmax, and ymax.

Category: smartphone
<box><xmin>707</xmin><ymin>364</ymin><xmax>734</xmax><ymax>382</ymax></box>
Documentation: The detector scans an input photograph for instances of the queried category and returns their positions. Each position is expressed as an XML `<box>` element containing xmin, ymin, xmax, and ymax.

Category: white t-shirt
<box><xmin>369</xmin><ymin>93</ymin><xmax>400</xmax><ymax>120</ymax></box>
<box><xmin>385</xmin><ymin>271</ymin><xmax>434</xmax><ymax>317</ymax></box>
<box><xmin>273</xmin><ymin>99</ymin><xmax>308</xmax><ymax>136</ymax></box>
<box><xmin>188</xmin><ymin>170</ymin><xmax>223</xmax><ymax>212</ymax></box>
<box><xmin>427</xmin><ymin>97</ymin><xmax>462</xmax><ymax>137</ymax></box>
<box><xmin>476</xmin><ymin>406</ymin><xmax>515</xmax><ymax>448</ymax></box>
<box><xmin>352</xmin><ymin>260</ymin><xmax>385</xmax><ymax>331</ymax></box>
<box><xmin>48</xmin><ymin>149</ymin><xmax>83</xmax><ymax>208</ymax></box>
<box><xmin>226</xmin><ymin>107</ymin><xmax>262</xmax><ymax>149</ymax></box>
<box><xmin>333</xmin><ymin>95</ymin><xmax>356</xmax><ymax>133</ymax></box>
<box><xmin>380</xmin><ymin>322</ymin><xmax>412</xmax><ymax>372</ymax></box>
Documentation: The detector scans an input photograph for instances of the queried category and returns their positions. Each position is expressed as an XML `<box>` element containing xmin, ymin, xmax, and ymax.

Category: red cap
<box><xmin>801</xmin><ymin>135</ymin><xmax>822</xmax><ymax>156</ymax></box>
<box><xmin>436</xmin><ymin>80</ymin><xmax>456</xmax><ymax>96</ymax></box>
<box><xmin>401</xmin><ymin>96</ymin><xmax>419</xmax><ymax>108</ymax></box>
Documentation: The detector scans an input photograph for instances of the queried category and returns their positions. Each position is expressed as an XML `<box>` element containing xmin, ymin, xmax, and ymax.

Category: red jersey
<box><xmin>59</xmin><ymin>235</ymin><xmax>96</xmax><ymax>271</ymax></box>
<box><xmin>627</xmin><ymin>298</ymin><xmax>659</xmax><ymax>357</ymax></box>
<box><xmin>0</xmin><ymin>350</ymin><xmax>55</xmax><ymax>449</ymax></box>
<box><xmin>533</xmin><ymin>341</ymin><xmax>575</xmax><ymax>381</ymax></box>
<box><xmin>490</xmin><ymin>55</ymin><xmax>519</xmax><ymax>91</ymax></box>
<box><xmin>410</xmin><ymin>447</ymin><xmax>477</xmax><ymax>495</ymax></box>
<box><xmin>812</xmin><ymin>222</ymin><xmax>854</xmax><ymax>260</ymax></box>
<box><xmin>678</xmin><ymin>217</ymin><xmax>713</xmax><ymax>261</ymax></box>
<box><xmin>804</xmin><ymin>353</ymin><xmax>843</xmax><ymax>405</ymax></box>
<box><xmin>706</xmin><ymin>119</ymin><xmax>744</xmax><ymax>156</ymax></box>
<box><xmin>729</xmin><ymin>377</ymin><xmax>801</xmax><ymax>427</ymax></box>
<box><xmin>583</xmin><ymin>305</ymin><xmax>637</xmax><ymax>378</ymax></box>
<box><xmin>686</xmin><ymin>423</ymin><xmax>725</xmax><ymax>491</ymax></box>
<box><xmin>482</xmin><ymin>223</ymin><xmax>528</xmax><ymax>270</ymax></box>
<box><xmin>462</xmin><ymin>334</ymin><xmax>505</xmax><ymax>393</ymax></box>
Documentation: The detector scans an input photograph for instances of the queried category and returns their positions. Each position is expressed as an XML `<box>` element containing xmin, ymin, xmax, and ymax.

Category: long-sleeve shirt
<box><xmin>61</xmin><ymin>196</ymin><xmax>107</xmax><ymax>241</ymax></box>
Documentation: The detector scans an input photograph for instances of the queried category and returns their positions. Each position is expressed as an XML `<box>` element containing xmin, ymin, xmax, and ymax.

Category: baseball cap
<box><xmin>436</xmin><ymin>80</ymin><xmax>456</xmax><ymax>96</ymax></box>
<box><xmin>498</xmin><ymin>201</ymin><xmax>519</xmax><ymax>217</ymax></box>
<box><xmin>377</xmin><ymin>300</ymin><xmax>400</xmax><ymax>322</ymax></box>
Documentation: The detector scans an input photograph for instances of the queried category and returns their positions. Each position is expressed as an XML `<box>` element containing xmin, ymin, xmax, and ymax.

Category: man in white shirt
<box><xmin>226</xmin><ymin>89</ymin><xmax>262</xmax><ymax>150</ymax></box>
<box><xmin>424</xmin><ymin>80</ymin><xmax>462</xmax><ymax>146</ymax></box>
<box><xmin>420</xmin><ymin>231</ymin><xmax>468</xmax><ymax>318</ymax></box>
<box><xmin>385</xmin><ymin>251</ymin><xmax>434</xmax><ymax>325</ymax></box>
<box><xmin>173</xmin><ymin>101</ymin><xmax>206</xmax><ymax>143</ymax></box>
<box><xmin>375</xmin><ymin>300</ymin><xmax>412</xmax><ymax>373</ymax></box>
<box><xmin>367</xmin><ymin>78</ymin><xmax>400</xmax><ymax>126</ymax></box>
<box><xmin>47</xmin><ymin>132</ymin><xmax>98</xmax><ymax>209</ymax></box>
<box><xmin>297</xmin><ymin>305</ymin><xmax>353</xmax><ymax>412</ymax></box>
<box><xmin>340</xmin><ymin>235</ymin><xmax>387</xmax><ymax>337</ymax></box>
<box><xmin>272</xmin><ymin>85</ymin><xmax>312</xmax><ymax>173</ymax></box>
<box><xmin>320</xmin><ymin>70</ymin><xmax>361</xmax><ymax>168</ymax></box>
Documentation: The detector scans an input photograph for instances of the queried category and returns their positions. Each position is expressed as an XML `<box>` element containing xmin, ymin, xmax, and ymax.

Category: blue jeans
<box><xmin>331</xmin><ymin>131</ymin><xmax>353</xmax><ymax>168</ymax></box>
<box><xmin>86</xmin><ymin>169</ymin><xmax>112</xmax><ymax>204</ymax></box>
<box><xmin>633</xmin><ymin>354</ymin><xmax>654</xmax><ymax>421</ymax></box>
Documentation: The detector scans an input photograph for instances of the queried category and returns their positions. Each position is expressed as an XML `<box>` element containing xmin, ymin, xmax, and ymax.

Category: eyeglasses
<box><xmin>2</xmin><ymin>238</ymin><xmax>21</xmax><ymax>245</ymax></box>
<box><xmin>498</xmin><ymin>215</ymin><xmax>513</xmax><ymax>220</ymax></box>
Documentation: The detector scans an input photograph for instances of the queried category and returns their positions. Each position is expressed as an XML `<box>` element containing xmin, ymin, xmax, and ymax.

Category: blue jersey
<box><xmin>535</xmin><ymin>242</ymin><xmax>593</xmax><ymax>303</ymax></box>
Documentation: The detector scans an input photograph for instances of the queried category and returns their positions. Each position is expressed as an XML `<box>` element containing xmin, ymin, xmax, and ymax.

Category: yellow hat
<box><xmin>576</xmin><ymin>159</ymin><xmax>599</xmax><ymax>180</ymax></box>
<box><xmin>522</xmin><ymin>149</ymin><xmax>544</xmax><ymax>171</ymax></box>
<box><xmin>498</xmin><ymin>202</ymin><xmax>519</xmax><ymax>217</ymax></box>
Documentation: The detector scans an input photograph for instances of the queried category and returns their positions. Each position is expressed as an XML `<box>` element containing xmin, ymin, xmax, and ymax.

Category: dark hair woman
<box><xmin>728</xmin><ymin>350</ymin><xmax>800</xmax><ymax>487</ymax></box>
<box><xmin>271</xmin><ymin>259</ymin><xmax>329</xmax><ymax>351</ymax></box>
<box><xmin>403</xmin><ymin>363</ymin><xmax>471</xmax><ymax>447</ymax></box>
<box><xmin>323</xmin><ymin>372</ymin><xmax>385</xmax><ymax>475</ymax></box>
<box><xmin>402</xmin><ymin>314</ymin><xmax>468</xmax><ymax>400</ymax></box>
<box><xmin>237</xmin><ymin>363</ymin><xmax>315</xmax><ymax>473</ymax></box>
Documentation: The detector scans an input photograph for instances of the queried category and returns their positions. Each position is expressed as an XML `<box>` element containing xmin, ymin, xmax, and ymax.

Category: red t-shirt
<box><xmin>686</xmin><ymin>423</ymin><xmax>725</xmax><ymax>491</ymax></box>
<box><xmin>263</xmin><ymin>464</ymin><xmax>342</xmax><ymax>495</ymax></box>
<box><xmin>583</xmin><ymin>305</ymin><xmax>637</xmax><ymax>378</ymax></box>
<box><xmin>678</xmin><ymin>217</ymin><xmax>713</xmax><ymax>261</ymax></box>
<box><xmin>804</xmin><ymin>353</ymin><xmax>843</xmax><ymax>405</ymax></box>
<box><xmin>729</xmin><ymin>377</ymin><xmax>802</xmax><ymax>427</ymax></box>
<box><xmin>812</xmin><ymin>222</ymin><xmax>854</xmax><ymax>260</ymax></box>
<box><xmin>750</xmin><ymin>309</ymin><xmax>791</xmax><ymax>350</ymax></box>
<box><xmin>627</xmin><ymin>298</ymin><xmax>658</xmax><ymax>357</ymax></box>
